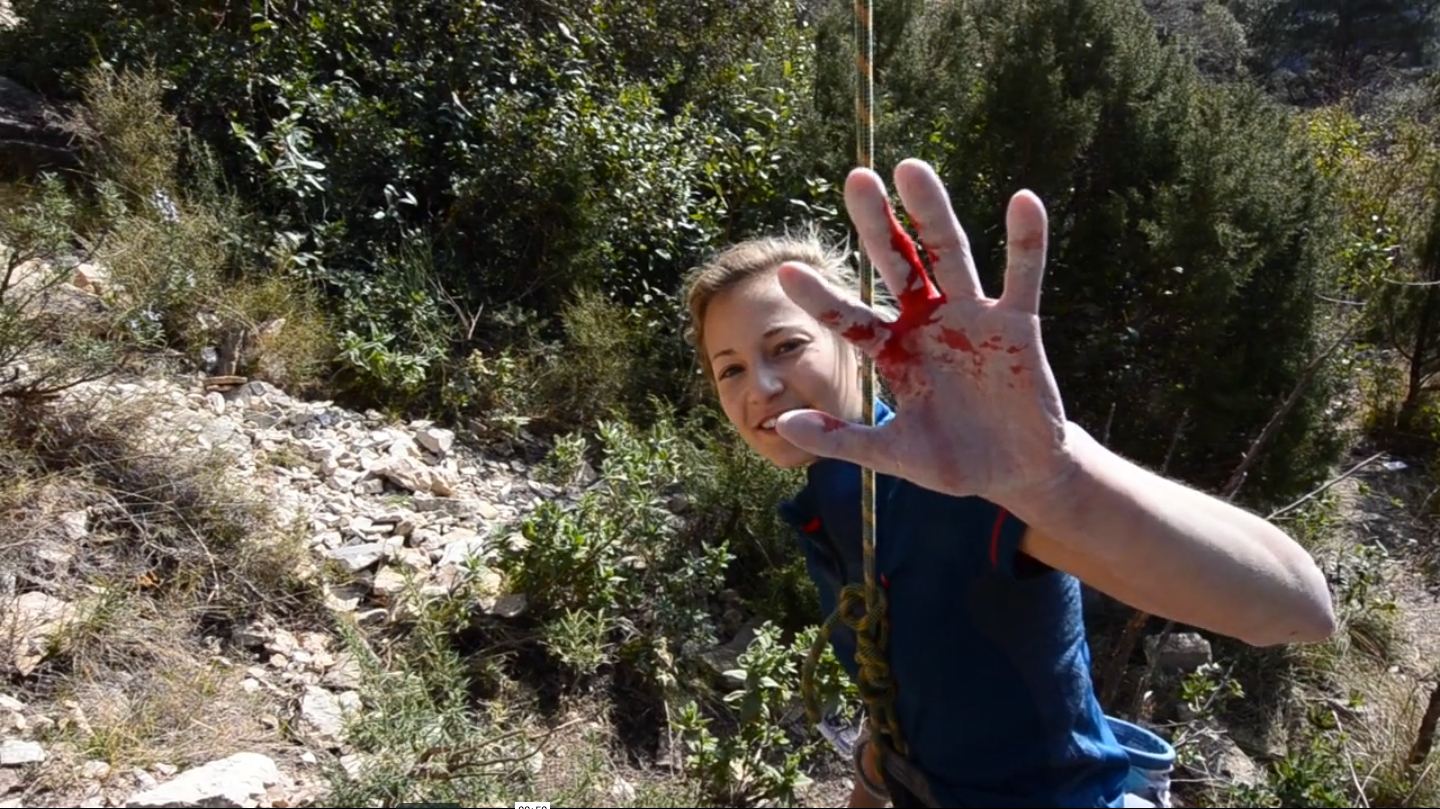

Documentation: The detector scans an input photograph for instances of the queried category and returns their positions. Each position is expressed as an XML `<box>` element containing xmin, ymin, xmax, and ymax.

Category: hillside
<box><xmin>1</xmin><ymin>335</ymin><xmax>1439</xmax><ymax>808</ymax></box>
<box><xmin>0</xmin><ymin>357</ymin><xmax>819</xmax><ymax>808</ymax></box>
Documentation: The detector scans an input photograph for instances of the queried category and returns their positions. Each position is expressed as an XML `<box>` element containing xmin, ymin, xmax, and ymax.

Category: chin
<box><xmin>752</xmin><ymin>438</ymin><xmax>816</xmax><ymax>469</ymax></box>
<box><xmin>768</xmin><ymin>452</ymin><xmax>815</xmax><ymax>469</ymax></box>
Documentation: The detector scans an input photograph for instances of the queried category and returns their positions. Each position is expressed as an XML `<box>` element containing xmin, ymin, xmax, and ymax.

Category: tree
<box><xmin>1144</xmin><ymin>0</ymin><xmax>1254</xmax><ymax>80</ymax></box>
<box><xmin>1229</xmin><ymin>0</ymin><xmax>1440</xmax><ymax>105</ymax></box>
<box><xmin>1302</xmin><ymin>95</ymin><xmax>1440</xmax><ymax>444</ymax></box>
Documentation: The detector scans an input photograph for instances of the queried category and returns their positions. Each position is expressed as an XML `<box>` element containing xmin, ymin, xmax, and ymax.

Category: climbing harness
<box><xmin>799</xmin><ymin>0</ymin><xmax>913</xmax><ymax>792</ymax></box>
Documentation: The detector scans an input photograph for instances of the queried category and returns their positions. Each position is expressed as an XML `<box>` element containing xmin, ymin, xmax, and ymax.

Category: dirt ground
<box><xmin>1330</xmin><ymin>444</ymin><xmax>1440</xmax><ymax>676</ymax></box>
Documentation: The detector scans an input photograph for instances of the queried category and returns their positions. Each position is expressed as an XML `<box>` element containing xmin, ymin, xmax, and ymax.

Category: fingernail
<box><xmin>777</xmin><ymin>410</ymin><xmax>845</xmax><ymax>434</ymax></box>
<box><xmin>793</xmin><ymin>412</ymin><xmax>848</xmax><ymax>433</ymax></box>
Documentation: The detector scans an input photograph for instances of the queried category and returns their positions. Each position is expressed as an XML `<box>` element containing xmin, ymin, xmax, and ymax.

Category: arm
<box><xmin>1004</xmin><ymin>421</ymin><xmax>1336</xmax><ymax>648</ymax></box>
<box><xmin>848</xmin><ymin>775</ymin><xmax>888</xmax><ymax>809</ymax></box>
<box><xmin>847</xmin><ymin>729</ymin><xmax>890</xmax><ymax>809</ymax></box>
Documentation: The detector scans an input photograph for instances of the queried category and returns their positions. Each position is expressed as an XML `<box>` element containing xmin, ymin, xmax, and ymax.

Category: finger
<box><xmin>893</xmin><ymin>158</ymin><xmax>984</xmax><ymax>301</ymax></box>
<box><xmin>774</xmin><ymin>410</ymin><xmax>900</xmax><ymax>474</ymax></box>
<box><xmin>997</xmin><ymin>190</ymin><xmax>1048</xmax><ymax>314</ymax></box>
<box><xmin>777</xmin><ymin>262</ymin><xmax>891</xmax><ymax>356</ymax></box>
<box><xmin>844</xmin><ymin>168</ymin><xmax>942</xmax><ymax>308</ymax></box>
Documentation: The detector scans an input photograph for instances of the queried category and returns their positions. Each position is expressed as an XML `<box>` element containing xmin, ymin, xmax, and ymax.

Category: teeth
<box><xmin>762</xmin><ymin>418</ymin><xmax>777</xmax><ymax>429</ymax></box>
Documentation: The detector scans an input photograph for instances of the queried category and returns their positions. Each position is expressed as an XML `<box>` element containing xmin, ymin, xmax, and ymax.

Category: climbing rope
<box><xmin>801</xmin><ymin>0</ymin><xmax>908</xmax><ymax>767</ymax></box>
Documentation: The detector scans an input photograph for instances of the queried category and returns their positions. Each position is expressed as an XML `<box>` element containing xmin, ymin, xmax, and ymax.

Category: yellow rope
<box><xmin>801</xmin><ymin>0</ymin><xmax>907</xmax><ymax>766</ymax></box>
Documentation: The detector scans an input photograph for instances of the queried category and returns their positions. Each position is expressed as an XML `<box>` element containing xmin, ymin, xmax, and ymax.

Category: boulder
<box><xmin>0</xmin><ymin>77</ymin><xmax>80</xmax><ymax>180</ymax></box>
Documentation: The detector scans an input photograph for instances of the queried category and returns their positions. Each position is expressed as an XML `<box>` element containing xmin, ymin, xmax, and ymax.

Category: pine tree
<box><xmin>1236</xmin><ymin>0</ymin><xmax>1440</xmax><ymax>104</ymax></box>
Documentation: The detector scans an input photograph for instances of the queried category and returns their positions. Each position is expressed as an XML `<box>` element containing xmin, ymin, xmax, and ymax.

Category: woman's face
<box><xmin>702</xmin><ymin>269</ymin><xmax>861</xmax><ymax>468</ymax></box>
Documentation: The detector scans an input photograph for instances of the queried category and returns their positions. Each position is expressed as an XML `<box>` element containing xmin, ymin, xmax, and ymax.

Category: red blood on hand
<box><xmin>819</xmin><ymin>310</ymin><xmax>879</xmax><ymax>350</ymax></box>
<box><xmin>886</xmin><ymin>209</ymin><xmax>944</xmax><ymax>324</ymax></box>
<box><xmin>865</xmin><ymin>205</ymin><xmax>951</xmax><ymax>395</ymax></box>
<box><xmin>827</xmin><ymin>202</ymin><xmax>1025</xmax><ymax>398</ymax></box>
<box><xmin>939</xmin><ymin>327</ymin><xmax>977</xmax><ymax>356</ymax></box>
<box><xmin>843</xmin><ymin>322</ymin><xmax>878</xmax><ymax>344</ymax></box>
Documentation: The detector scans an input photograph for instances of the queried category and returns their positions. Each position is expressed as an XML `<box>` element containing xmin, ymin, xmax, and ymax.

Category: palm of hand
<box><xmin>775</xmin><ymin>159</ymin><xmax>1074</xmax><ymax>501</ymax></box>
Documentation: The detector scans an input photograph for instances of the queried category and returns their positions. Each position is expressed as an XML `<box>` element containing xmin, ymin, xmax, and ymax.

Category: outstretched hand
<box><xmin>773</xmin><ymin>158</ymin><xmax>1076</xmax><ymax>502</ymax></box>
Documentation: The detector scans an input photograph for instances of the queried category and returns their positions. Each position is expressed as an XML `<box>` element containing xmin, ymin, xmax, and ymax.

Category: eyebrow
<box><xmin>710</xmin><ymin>326</ymin><xmax>790</xmax><ymax>363</ymax></box>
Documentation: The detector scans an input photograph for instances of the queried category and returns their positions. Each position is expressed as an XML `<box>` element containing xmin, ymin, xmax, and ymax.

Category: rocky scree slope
<box><xmin>1</xmin><ymin>368</ymin><xmax>589</xmax><ymax>808</ymax></box>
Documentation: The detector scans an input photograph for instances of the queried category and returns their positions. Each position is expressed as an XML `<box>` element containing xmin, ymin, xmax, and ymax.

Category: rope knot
<box><xmin>802</xmin><ymin>580</ymin><xmax>907</xmax><ymax>759</ymax></box>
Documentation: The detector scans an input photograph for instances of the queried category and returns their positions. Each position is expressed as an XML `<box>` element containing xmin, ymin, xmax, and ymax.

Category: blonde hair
<box><xmin>682</xmin><ymin>224</ymin><xmax>892</xmax><ymax>384</ymax></box>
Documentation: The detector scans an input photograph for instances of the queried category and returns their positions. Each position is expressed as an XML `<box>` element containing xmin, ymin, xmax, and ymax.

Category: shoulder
<box><xmin>889</xmin><ymin>479</ymin><xmax>1053</xmax><ymax>579</ymax></box>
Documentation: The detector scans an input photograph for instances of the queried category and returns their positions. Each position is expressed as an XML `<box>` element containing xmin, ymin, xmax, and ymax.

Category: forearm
<box><xmin>848</xmin><ymin>731</ymin><xmax>889</xmax><ymax>808</ymax></box>
<box><xmin>1003</xmin><ymin>422</ymin><xmax>1336</xmax><ymax>647</ymax></box>
<box><xmin>847</xmin><ymin>780</ymin><xmax>887</xmax><ymax>809</ymax></box>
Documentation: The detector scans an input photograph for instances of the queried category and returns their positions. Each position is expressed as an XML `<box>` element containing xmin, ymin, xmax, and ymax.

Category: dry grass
<box><xmin>523</xmin><ymin>700</ymin><xmax>705</xmax><ymax>808</ymax></box>
<box><xmin>74</xmin><ymin>67</ymin><xmax>182</xmax><ymax>208</ymax></box>
<box><xmin>24</xmin><ymin>637</ymin><xmax>282</xmax><ymax>790</ymax></box>
<box><xmin>0</xmin><ymin>389</ymin><xmax>320</xmax><ymax>613</ymax></box>
<box><xmin>314</xmin><ymin>585</ymin><xmax>718</xmax><ymax>809</ymax></box>
<box><xmin>216</xmin><ymin>273</ymin><xmax>336</xmax><ymax>396</ymax></box>
<box><xmin>0</xmin><ymin>381</ymin><xmax>328</xmax><ymax>788</ymax></box>
<box><xmin>58</xmin><ymin>66</ymin><xmax>336</xmax><ymax>395</ymax></box>
<box><xmin>1184</xmin><ymin>455</ymin><xmax>1440</xmax><ymax>808</ymax></box>
<box><xmin>1324</xmin><ymin>661</ymin><xmax>1440</xmax><ymax>806</ymax></box>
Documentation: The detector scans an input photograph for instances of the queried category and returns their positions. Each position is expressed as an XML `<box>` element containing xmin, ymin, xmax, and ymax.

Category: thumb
<box><xmin>774</xmin><ymin>410</ymin><xmax>894</xmax><ymax>472</ymax></box>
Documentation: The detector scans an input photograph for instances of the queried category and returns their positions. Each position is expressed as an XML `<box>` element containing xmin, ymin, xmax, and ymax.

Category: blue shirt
<box><xmin>777</xmin><ymin>400</ymin><xmax>1132</xmax><ymax>807</ymax></box>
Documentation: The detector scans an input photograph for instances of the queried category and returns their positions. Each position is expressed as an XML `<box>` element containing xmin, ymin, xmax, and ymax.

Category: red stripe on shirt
<box><xmin>989</xmin><ymin>508</ymin><xmax>1009</xmax><ymax>568</ymax></box>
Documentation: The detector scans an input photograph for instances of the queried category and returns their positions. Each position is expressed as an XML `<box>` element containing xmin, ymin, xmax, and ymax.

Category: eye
<box><xmin>717</xmin><ymin>364</ymin><xmax>741</xmax><ymax>380</ymax></box>
<box><xmin>775</xmin><ymin>338</ymin><xmax>805</xmax><ymax>356</ymax></box>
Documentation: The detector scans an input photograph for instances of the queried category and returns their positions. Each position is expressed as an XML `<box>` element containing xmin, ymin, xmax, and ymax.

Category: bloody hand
<box><xmin>773</xmin><ymin>158</ymin><xmax>1077</xmax><ymax>502</ymax></box>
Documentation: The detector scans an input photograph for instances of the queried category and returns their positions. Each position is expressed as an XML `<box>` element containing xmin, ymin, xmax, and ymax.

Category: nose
<box><xmin>747</xmin><ymin>358</ymin><xmax>785</xmax><ymax>405</ymax></box>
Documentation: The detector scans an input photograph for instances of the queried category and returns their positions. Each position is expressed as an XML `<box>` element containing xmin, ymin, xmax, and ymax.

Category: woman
<box><xmin>680</xmin><ymin>158</ymin><xmax>1335</xmax><ymax>807</ymax></box>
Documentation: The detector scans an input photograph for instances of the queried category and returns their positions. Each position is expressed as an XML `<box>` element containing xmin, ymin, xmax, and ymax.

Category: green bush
<box><xmin>0</xmin><ymin>175</ymin><xmax>115</xmax><ymax>400</ymax></box>
<box><xmin>497</xmin><ymin>406</ymin><xmax>844</xmax><ymax>806</ymax></box>
<box><xmin>0</xmin><ymin>0</ymin><xmax>835</xmax><ymax>424</ymax></box>
<box><xmin>505</xmin><ymin>410</ymin><xmax>732</xmax><ymax>676</ymax></box>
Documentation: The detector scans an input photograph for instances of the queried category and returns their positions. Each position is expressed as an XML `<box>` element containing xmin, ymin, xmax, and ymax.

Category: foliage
<box><xmin>503</xmin><ymin>401</ymin><xmax>817</xmax><ymax>668</ymax></box>
<box><xmin>671</xmin><ymin>623</ymin><xmax>845</xmax><ymax>807</ymax></box>
<box><xmin>506</xmin><ymin>411</ymin><xmax>733</xmax><ymax>671</ymax></box>
<box><xmin>0</xmin><ymin>0</ymin><xmax>835</xmax><ymax>427</ymax></box>
<box><xmin>0</xmin><ymin>175</ymin><xmax>116</xmax><ymax>400</ymax></box>
<box><xmin>360</xmin><ymin>404</ymin><xmax>842</xmax><ymax>806</ymax></box>
<box><xmin>1146</xmin><ymin>0</ymin><xmax>1254</xmax><ymax>80</ymax></box>
<box><xmin>1302</xmin><ymin>99</ymin><xmax>1440</xmax><ymax>447</ymax></box>
<box><xmin>1231</xmin><ymin>0</ymin><xmax>1440</xmax><ymax>105</ymax></box>
<box><xmin>1</xmin><ymin>1</ymin><xmax>1366</xmax><ymax>507</ymax></box>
